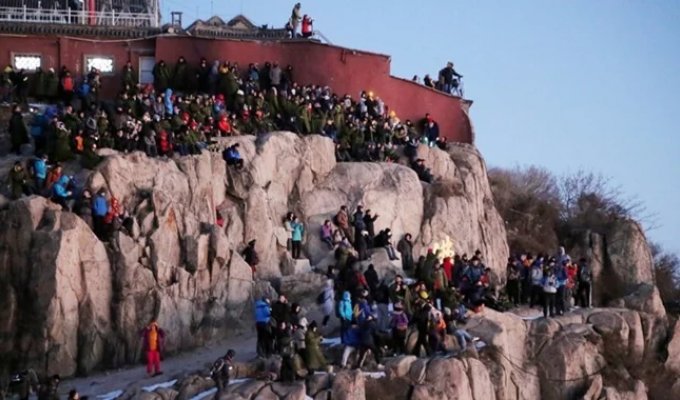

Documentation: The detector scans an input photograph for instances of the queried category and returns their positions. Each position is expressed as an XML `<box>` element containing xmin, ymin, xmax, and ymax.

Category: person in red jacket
<box><xmin>441</xmin><ymin>256</ymin><xmax>454</xmax><ymax>282</ymax></box>
<box><xmin>217</xmin><ymin>114</ymin><xmax>232</xmax><ymax>136</ymax></box>
<box><xmin>140</xmin><ymin>319</ymin><xmax>165</xmax><ymax>377</ymax></box>
<box><xmin>301</xmin><ymin>15</ymin><xmax>313</xmax><ymax>38</ymax></box>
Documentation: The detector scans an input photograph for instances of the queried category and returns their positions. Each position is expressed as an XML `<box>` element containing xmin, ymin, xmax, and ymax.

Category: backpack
<box><xmin>316</xmin><ymin>291</ymin><xmax>326</xmax><ymax>305</ymax></box>
<box><xmin>579</xmin><ymin>266</ymin><xmax>591</xmax><ymax>283</ymax></box>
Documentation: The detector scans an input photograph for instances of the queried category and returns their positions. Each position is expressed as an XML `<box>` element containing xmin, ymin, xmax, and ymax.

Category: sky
<box><xmin>161</xmin><ymin>0</ymin><xmax>680</xmax><ymax>255</ymax></box>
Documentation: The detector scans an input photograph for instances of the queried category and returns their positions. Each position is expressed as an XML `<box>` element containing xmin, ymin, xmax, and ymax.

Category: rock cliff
<box><xmin>0</xmin><ymin>133</ymin><xmax>510</xmax><ymax>375</ymax></box>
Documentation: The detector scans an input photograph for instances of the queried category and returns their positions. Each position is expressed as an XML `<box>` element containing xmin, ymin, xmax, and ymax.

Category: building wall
<box><xmin>0</xmin><ymin>34</ymin><xmax>472</xmax><ymax>143</ymax></box>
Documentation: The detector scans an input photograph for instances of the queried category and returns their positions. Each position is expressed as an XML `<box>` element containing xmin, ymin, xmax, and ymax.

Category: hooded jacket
<box><xmin>338</xmin><ymin>291</ymin><xmax>353</xmax><ymax>321</ymax></box>
<box><xmin>52</xmin><ymin>175</ymin><xmax>70</xmax><ymax>198</ymax></box>
<box><xmin>254</xmin><ymin>299</ymin><xmax>271</xmax><ymax>323</ymax></box>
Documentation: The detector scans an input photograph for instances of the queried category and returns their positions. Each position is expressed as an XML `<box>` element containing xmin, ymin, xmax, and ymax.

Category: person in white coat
<box><xmin>320</xmin><ymin>279</ymin><xmax>335</xmax><ymax>327</ymax></box>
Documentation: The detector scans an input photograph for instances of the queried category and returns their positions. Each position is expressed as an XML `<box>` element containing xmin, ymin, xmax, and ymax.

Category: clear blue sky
<box><xmin>162</xmin><ymin>0</ymin><xmax>680</xmax><ymax>255</ymax></box>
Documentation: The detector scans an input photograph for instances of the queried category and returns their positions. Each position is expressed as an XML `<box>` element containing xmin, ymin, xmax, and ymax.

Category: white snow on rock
<box><xmin>142</xmin><ymin>379</ymin><xmax>178</xmax><ymax>392</ymax></box>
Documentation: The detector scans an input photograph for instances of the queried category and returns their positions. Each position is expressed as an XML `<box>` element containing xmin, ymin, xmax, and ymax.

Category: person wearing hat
<box><xmin>210</xmin><ymin>349</ymin><xmax>235</xmax><ymax>394</ymax></box>
<box><xmin>390</xmin><ymin>301</ymin><xmax>409</xmax><ymax>355</ymax></box>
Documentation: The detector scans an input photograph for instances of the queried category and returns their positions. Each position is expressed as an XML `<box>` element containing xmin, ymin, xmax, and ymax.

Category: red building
<box><xmin>0</xmin><ymin>14</ymin><xmax>474</xmax><ymax>143</ymax></box>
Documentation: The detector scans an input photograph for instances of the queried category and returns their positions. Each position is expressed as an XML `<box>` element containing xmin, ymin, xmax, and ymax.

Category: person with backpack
<box><xmin>576</xmin><ymin>258</ymin><xmax>593</xmax><ymax>308</ymax></box>
<box><xmin>390</xmin><ymin>301</ymin><xmax>409</xmax><ymax>355</ymax></box>
<box><xmin>542</xmin><ymin>266</ymin><xmax>558</xmax><ymax>318</ymax></box>
<box><xmin>210</xmin><ymin>349</ymin><xmax>235</xmax><ymax>394</ymax></box>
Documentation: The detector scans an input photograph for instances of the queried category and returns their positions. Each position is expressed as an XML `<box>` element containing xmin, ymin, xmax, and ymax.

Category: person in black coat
<box><xmin>9</xmin><ymin>105</ymin><xmax>28</xmax><ymax>154</ymax></box>
<box><xmin>357</xmin><ymin>315</ymin><xmax>381</xmax><ymax>368</ymax></box>
<box><xmin>363</xmin><ymin>209</ymin><xmax>378</xmax><ymax>246</ymax></box>
<box><xmin>364</xmin><ymin>264</ymin><xmax>379</xmax><ymax>294</ymax></box>
<box><xmin>271</xmin><ymin>294</ymin><xmax>291</xmax><ymax>326</ymax></box>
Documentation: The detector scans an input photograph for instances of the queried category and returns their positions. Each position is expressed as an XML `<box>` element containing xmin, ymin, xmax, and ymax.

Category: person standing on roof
<box><xmin>301</xmin><ymin>14</ymin><xmax>314</xmax><ymax>38</ymax></box>
<box><xmin>289</xmin><ymin>3</ymin><xmax>302</xmax><ymax>38</ymax></box>
<box><xmin>438</xmin><ymin>62</ymin><xmax>463</xmax><ymax>95</ymax></box>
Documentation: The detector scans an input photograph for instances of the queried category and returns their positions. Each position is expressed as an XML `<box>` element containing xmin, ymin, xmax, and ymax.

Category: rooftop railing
<box><xmin>0</xmin><ymin>5</ymin><xmax>159</xmax><ymax>27</ymax></box>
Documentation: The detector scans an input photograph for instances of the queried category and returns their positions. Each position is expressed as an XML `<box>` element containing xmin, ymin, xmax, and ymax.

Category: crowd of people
<box><xmin>506</xmin><ymin>249</ymin><xmax>593</xmax><ymax>318</ymax></box>
<box><xmin>412</xmin><ymin>61</ymin><xmax>465</xmax><ymax>97</ymax></box>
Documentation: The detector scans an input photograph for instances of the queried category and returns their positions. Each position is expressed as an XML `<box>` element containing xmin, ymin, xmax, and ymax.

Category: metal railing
<box><xmin>0</xmin><ymin>6</ymin><xmax>159</xmax><ymax>27</ymax></box>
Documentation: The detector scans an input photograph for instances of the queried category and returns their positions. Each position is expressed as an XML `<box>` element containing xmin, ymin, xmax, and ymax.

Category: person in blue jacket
<box><xmin>290</xmin><ymin>216</ymin><xmax>304</xmax><ymax>259</ymax></box>
<box><xmin>338</xmin><ymin>291</ymin><xmax>353</xmax><ymax>342</ymax></box>
<box><xmin>554</xmin><ymin>259</ymin><xmax>569</xmax><ymax>315</ymax></box>
<box><xmin>51</xmin><ymin>175</ymin><xmax>72</xmax><ymax>211</ymax></box>
<box><xmin>32</xmin><ymin>153</ymin><xmax>48</xmax><ymax>193</ymax></box>
<box><xmin>340</xmin><ymin>323</ymin><xmax>361</xmax><ymax>368</ymax></box>
<box><xmin>92</xmin><ymin>189</ymin><xmax>109</xmax><ymax>239</ymax></box>
<box><xmin>254</xmin><ymin>297</ymin><xmax>272</xmax><ymax>358</ymax></box>
<box><xmin>223</xmin><ymin>143</ymin><xmax>244</xmax><ymax>169</ymax></box>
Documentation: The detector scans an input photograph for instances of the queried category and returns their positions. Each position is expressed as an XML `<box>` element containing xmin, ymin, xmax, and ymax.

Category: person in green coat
<box><xmin>172</xmin><ymin>56</ymin><xmax>189</xmax><ymax>92</ymax></box>
<box><xmin>31</xmin><ymin>67</ymin><xmax>46</xmax><ymax>100</ymax></box>
<box><xmin>44</xmin><ymin>68</ymin><xmax>59</xmax><ymax>102</ymax></box>
<box><xmin>304</xmin><ymin>321</ymin><xmax>327</xmax><ymax>373</ymax></box>
<box><xmin>121</xmin><ymin>61</ymin><xmax>137</xmax><ymax>94</ymax></box>
<box><xmin>8</xmin><ymin>161</ymin><xmax>31</xmax><ymax>199</ymax></box>
<box><xmin>153</xmin><ymin>60</ymin><xmax>171</xmax><ymax>92</ymax></box>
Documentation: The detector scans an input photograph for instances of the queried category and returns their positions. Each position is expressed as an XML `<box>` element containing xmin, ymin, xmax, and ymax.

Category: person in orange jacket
<box><xmin>140</xmin><ymin>319</ymin><xmax>166</xmax><ymax>377</ymax></box>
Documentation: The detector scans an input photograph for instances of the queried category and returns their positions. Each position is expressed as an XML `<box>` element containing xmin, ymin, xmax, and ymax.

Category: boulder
<box><xmin>331</xmin><ymin>370</ymin><xmax>366</xmax><ymax>400</ymax></box>
<box><xmin>385</xmin><ymin>355</ymin><xmax>417</xmax><ymax>379</ymax></box>
<box><xmin>666</xmin><ymin>321</ymin><xmax>680</xmax><ymax>375</ymax></box>
<box><xmin>301</xmin><ymin>162</ymin><xmax>424</xmax><ymax>266</ymax></box>
<box><xmin>620</xmin><ymin>283</ymin><xmax>667</xmax><ymax>321</ymax></box>
<box><xmin>417</xmin><ymin>144</ymin><xmax>509</xmax><ymax>282</ymax></box>
<box><xmin>582</xmin><ymin>375</ymin><xmax>604</xmax><ymax>400</ymax></box>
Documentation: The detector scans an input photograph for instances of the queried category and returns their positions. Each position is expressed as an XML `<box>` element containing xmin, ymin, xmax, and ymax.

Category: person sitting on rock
<box><xmin>443</xmin><ymin>307</ymin><xmax>477</xmax><ymax>354</ymax></box>
<box><xmin>411</xmin><ymin>158</ymin><xmax>433</xmax><ymax>183</ymax></box>
<box><xmin>333</xmin><ymin>205</ymin><xmax>352</xmax><ymax>242</ymax></box>
<box><xmin>51</xmin><ymin>175</ymin><xmax>73</xmax><ymax>211</ymax></box>
<box><xmin>223</xmin><ymin>143</ymin><xmax>244</xmax><ymax>169</ymax></box>
<box><xmin>210</xmin><ymin>349</ymin><xmax>235</xmax><ymax>395</ymax></box>
<box><xmin>242</xmin><ymin>239</ymin><xmax>259</xmax><ymax>276</ymax></box>
<box><xmin>374</xmin><ymin>229</ymin><xmax>399</xmax><ymax>261</ymax></box>
<box><xmin>140</xmin><ymin>319</ymin><xmax>165</xmax><ymax>378</ymax></box>
<box><xmin>320</xmin><ymin>219</ymin><xmax>334</xmax><ymax>249</ymax></box>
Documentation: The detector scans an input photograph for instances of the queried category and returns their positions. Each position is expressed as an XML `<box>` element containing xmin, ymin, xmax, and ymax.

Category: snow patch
<box><xmin>189</xmin><ymin>387</ymin><xmax>216</xmax><ymax>400</ymax></box>
<box><xmin>362</xmin><ymin>371</ymin><xmax>386</xmax><ymax>379</ymax></box>
<box><xmin>321</xmin><ymin>337</ymin><xmax>342</xmax><ymax>347</ymax></box>
<box><xmin>96</xmin><ymin>390</ymin><xmax>123</xmax><ymax>400</ymax></box>
<box><xmin>142</xmin><ymin>379</ymin><xmax>177</xmax><ymax>392</ymax></box>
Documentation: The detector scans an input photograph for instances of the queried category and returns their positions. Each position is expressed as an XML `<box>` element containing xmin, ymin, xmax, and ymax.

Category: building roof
<box><xmin>185</xmin><ymin>14</ymin><xmax>288</xmax><ymax>40</ymax></box>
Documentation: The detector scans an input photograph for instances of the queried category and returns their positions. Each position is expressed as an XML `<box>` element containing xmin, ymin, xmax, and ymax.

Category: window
<box><xmin>85</xmin><ymin>56</ymin><xmax>115</xmax><ymax>75</ymax></box>
<box><xmin>12</xmin><ymin>54</ymin><xmax>42</xmax><ymax>72</ymax></box>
